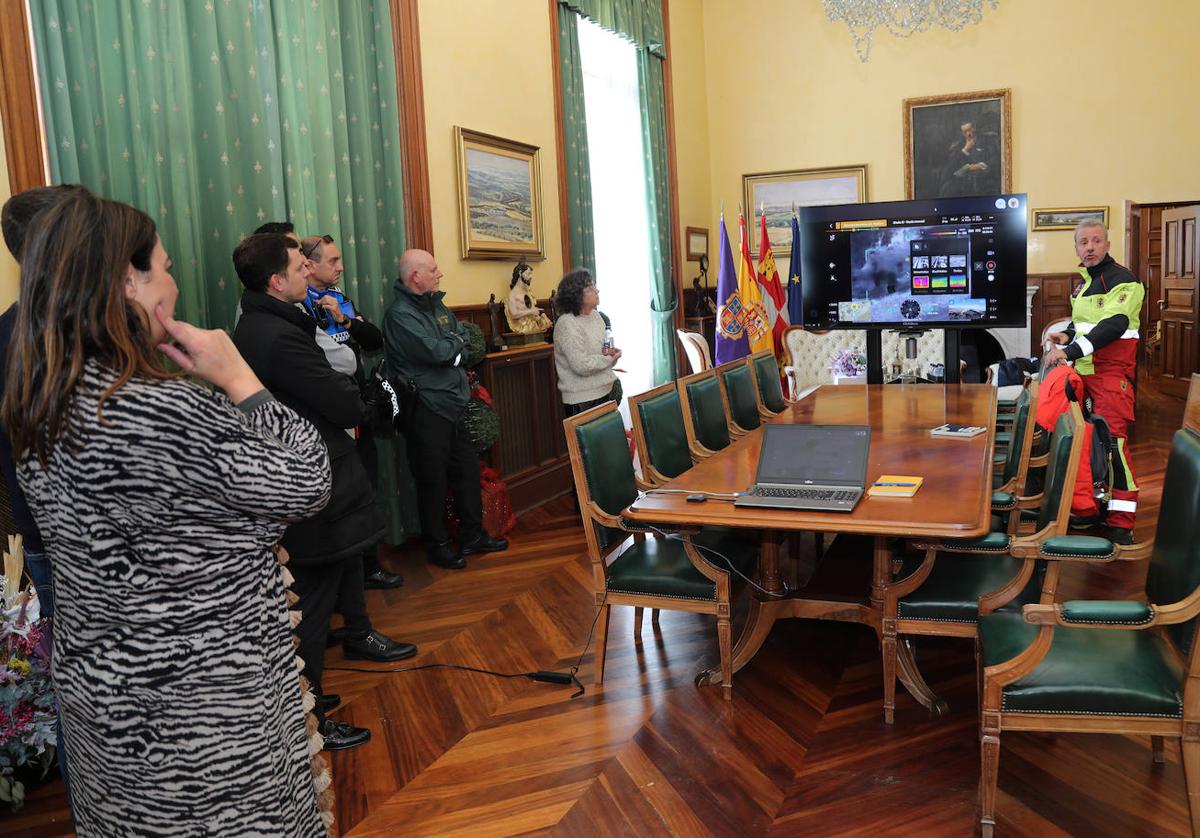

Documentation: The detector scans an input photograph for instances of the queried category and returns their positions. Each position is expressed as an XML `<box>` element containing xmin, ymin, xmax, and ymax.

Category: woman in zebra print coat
<box><xmin>2</xmin><ymin>193</ymin><xmax>331</xmax><ymax>835</ymax></box>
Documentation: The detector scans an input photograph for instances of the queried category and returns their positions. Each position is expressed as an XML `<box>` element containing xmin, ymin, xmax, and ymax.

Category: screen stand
<box><xmin>943</xmin><ymin>328</ymin><xmax>961</xmax><ymax>384</ymax></box>
<box><xmin>866</xmin><ymin>329</ymin><xmax>884</xmax><ymax>384</ymax></box>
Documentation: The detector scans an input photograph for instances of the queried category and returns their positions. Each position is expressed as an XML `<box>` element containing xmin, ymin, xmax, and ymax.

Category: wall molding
<box><xmin>0</xmin><ymin>0</ymin><xmax>47</xmax><ymax>192</ymax></box>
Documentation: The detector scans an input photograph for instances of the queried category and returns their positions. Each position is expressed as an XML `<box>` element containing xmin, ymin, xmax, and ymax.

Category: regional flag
<box><xmin>737</xmin><ymin>212</ymin><xmax>773</xmax><ymax>355</ymax></box>
<box><xmin>756</xmin><ymin>211</ymin><xmax>789</xmax><ymax>359</ymax></box>
<box><xmin>714</xmin><ymin>213</ymin><xmax>749</xmax><ymax>363</ymax></box>
<box><xmin>786</xmin><ymin>213</ymin><xmax>805</xmax><ymax>326</ymax></box>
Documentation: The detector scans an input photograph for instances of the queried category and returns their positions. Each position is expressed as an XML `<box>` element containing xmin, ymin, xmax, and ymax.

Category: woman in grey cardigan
<box><xmin>553</xmin><ymin>268</ymin><xmax>622</xmax><ymax>416</ymax></box>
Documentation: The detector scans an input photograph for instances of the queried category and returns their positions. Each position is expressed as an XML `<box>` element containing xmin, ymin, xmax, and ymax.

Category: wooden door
<box><xmin>1159</xmin><ymin>205</ymin><xmax>1200</xmax><ymax>398</ymax></box>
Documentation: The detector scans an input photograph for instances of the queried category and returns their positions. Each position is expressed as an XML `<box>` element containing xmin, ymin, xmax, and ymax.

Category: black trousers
<box><xmin>406</xmin><ymin>402</ymin><xmax>482</xmax><ymax>545</ymax></box>
<box><xmin>290</xmin><ymin>559</ymin><xmax>359</xmax><ymax>702</ymax></box>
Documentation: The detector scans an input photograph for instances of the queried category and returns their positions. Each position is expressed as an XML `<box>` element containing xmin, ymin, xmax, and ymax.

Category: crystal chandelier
<box><xmin>824</xmin><ymin>0</ymin><xmax>999</xmax><ymax>62</ymax></box>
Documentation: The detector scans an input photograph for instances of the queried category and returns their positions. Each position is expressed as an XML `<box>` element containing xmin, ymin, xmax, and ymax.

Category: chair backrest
<box><xmin>717</xmin><ymin>360</ymin><xmax>761</xmax><ymax>432</ymax></box>
<box><xmin>1040</xmin><ymin>318</ymin><xmax>1071</xmax><ymax>354</ymax></box>
<box><xmin>999</xmin><ymin>383</ymin><xmax>1036</xmax><ymax>488</ymax></box>
<box><xmin>563</xmin><ymin>401</ymin><xmax>638</xmax><ymax>554</ymax></box>
<box><xmin>677</xmin><ymin>329</ymin><xmax>712</xmax><ymax>374</ymax></box>
<box><xmin>629</xmin><ymin>382</ymin><xmax>693</xmax><ymax>485</ymax></box>
<box><xmin>1147</xmin><ymin>375</ymin><xmax>1200</xmax><ymax>655</ymax></box>
<box><xmin>1035</xmin><ymin>403</ymin><xmax>1085</xmax><ymax>534</ymax></box>
<box><xmin>749</xmin><ymin>350</ymin><xmax>787</xmax><ymax>413</ymax></box>
<box><xmin>678</xmin><ymin>368</ymin><xmax>731</xmax><ymax>455</ymax></box>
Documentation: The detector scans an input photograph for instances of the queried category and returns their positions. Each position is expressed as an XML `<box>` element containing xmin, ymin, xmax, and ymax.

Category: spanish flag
<box><xmin>756</xmin><ymin>211</ymin><xmax>790</xmax><ymax>359</ymax></box>
<box><xmin>736</xmin><ymin>212</ymin><xmax>772</xmax><ymax>355</ymax></box>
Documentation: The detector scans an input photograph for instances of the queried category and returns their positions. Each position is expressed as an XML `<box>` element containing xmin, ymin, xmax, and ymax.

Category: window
<box><xmin>577</xmin><ymin>16</ymin><xmax>654</xmax><ymax>421</ymax></box>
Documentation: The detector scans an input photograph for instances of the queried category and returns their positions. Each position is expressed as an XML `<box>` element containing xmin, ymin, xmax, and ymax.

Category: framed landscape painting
<box><xmin>904</xmin><ymin>88</ymin><xmax>1011</xmax><ymax>200</ymax></box>
<box><xmin>742</xmin><ymin>165</ymin><xmax>868</xmax><ymax>258</ymax></box>
<box><xmin>1032</xmin><ymin>206</ymin><xmax>1109</xmax><ymax>232</ymax></box>
<box><xmin>454</xmin><ymin>127</ymin><xmax>544</xmax><ymax>260</ymax></box>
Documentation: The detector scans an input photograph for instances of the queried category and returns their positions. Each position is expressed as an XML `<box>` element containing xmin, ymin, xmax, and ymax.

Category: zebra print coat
<box><xmin>18</xmin><ymin>361</ymin><xmax>332</xmax><ymax>837</ymax></box>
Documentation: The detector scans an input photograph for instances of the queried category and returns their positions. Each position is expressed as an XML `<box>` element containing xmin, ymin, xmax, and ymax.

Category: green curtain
<box><xmin>557</xmin><ymin>0</ymin><xmax>675</xmax><ymax>383</ymax></box>
<box><xmin>30</xmin><ymin>0</ymin><xmax>420</xmax><ymax>543</ymax></box>
<box><xmin>556</xmin><ymin>6</ymin><xmax>595</xmax><ymax>275</ymax></box>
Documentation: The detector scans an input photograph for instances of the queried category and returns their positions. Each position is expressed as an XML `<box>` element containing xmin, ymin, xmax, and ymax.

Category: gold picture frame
<box><xmin>1031</xmin><ymin>206</ymin><xmax>1110</xmax><ymax>232</ymax></box>
<box><xmin>454</xmin><ymin>126</ymin><xmax>544</xmax><ymax>260</ymax></box>
<box><xmin>741</xmin><ymin>165</ymin><xmax>868</xmax><ymax>258</ymax></box>
<box><xmin>685</xmin><ymin>226</ymin><xmax>708</xmax><ymax>261</ymax></box>
<box><xmin>903</xmin><ymin>88</ymin><xmax>1012</xmax><ymax>200</ymax></box>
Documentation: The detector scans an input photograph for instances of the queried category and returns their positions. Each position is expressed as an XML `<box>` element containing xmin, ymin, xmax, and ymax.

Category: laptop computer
<box><xmin>734</xmin><ymin>424</ymin><xmax>872</xmax><ymax>512</ymax></box>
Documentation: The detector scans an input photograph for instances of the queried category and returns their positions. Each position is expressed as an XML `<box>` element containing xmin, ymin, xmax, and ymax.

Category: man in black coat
<box><xmin>231</xmin><ymin>233</ymin><xmax>416</xmax><ymax>751</ymax></box>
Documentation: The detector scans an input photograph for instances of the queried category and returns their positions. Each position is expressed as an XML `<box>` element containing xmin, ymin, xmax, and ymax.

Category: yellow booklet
<box><xmin>868</xmin><ymin>474</ymin><xmax>924</xmax><ymax>498</ymax></box>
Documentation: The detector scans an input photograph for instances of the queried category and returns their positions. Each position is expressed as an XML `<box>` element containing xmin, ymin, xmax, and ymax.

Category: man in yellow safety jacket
<box><xmin>1046</xmin><ymin>221</ymin><xmax>1144</xmax><ymax>544</ymax></box>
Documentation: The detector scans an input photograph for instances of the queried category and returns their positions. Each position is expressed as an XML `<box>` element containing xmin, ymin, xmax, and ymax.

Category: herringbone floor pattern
<box><xmin>8</xmin><ymin>376</ymin><xmax>1191</xmax><ymax>836</ymax></box>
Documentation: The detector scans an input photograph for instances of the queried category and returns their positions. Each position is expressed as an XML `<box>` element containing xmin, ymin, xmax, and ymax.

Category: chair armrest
<box><xmin>1028</xmin><ymin>453</ymin><xmax>1048</xmax><ymax>468</ymax></box>
<box><xmin>1022</xmin><ymin>600</ymin><xmax>1154</xmax><ymax>629</ymax></box>
<box><xmin>991</xmin><ymin>490</ymin><xmax>1015</xmax><ymax>510</ymax></box>
<box><xmin>1038</xmin><ymin>535</ymin><xmax>1116</xmax><ymax>561</ymax></box>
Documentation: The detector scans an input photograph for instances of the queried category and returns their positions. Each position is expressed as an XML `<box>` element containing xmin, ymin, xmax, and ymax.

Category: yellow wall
<box><xmin>417</xmin><ymin>0</ymin><xmax>565</xmax><ymax>305</ymax></box>
<box><xmin>667</xmin><ymin>0</ymin><xmax>712</xmax><ymax>283</ymax></box>
<box><xmin>0</xmin><ymin>125</ymin><xmax>18</xmax><ymax>308</ymax></box>
<box><xmin>696</xmin><ymin>0</ymin><xmax>1200</xmax><ymax>273</ymax></box>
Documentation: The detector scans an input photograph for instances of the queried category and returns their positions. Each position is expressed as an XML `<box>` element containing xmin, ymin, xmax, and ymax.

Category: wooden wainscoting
<box><xmin>1027</xmin><ymin>272</ymin><xmax>1077</xmax><ymax>354</ymax></box>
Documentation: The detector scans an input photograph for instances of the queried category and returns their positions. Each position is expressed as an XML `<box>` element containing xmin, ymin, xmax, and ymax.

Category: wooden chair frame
<box><xmin>563</xmin><ymin>401</ymin><xmax>738</xmax><ymax>698</ymax></box>
<box><xmin>992</xmin><ymin>382</ymin><xmax>1041</xmax><ymax>505</ymax></box>
<box><xmin>713</xmin><ymin>358</ymin><xmax>758</xmax><ymax>438</ymax></box>
<box><xmin>749</xmin><ymin>349</ymin><xmax>792</xmax><ymax>418</ymax></box>
<box><xmin>977</xmin><ymin>375</ymin><xmax>1200</xmax><ymax>836</ymax></box>
<box><xmin>629</xmin><ymin>381</ymin><xmax>685</xmax><ymax>491</ymax></box>
<box><xmin>880</xmin><ymin>400</ymin><xmax>1084</xmax><ymax>725</ymax></box>
<box><xmin>677</xmin><ymin>367</ymin><xmax>733</xmax><ymax>462</ymax></box>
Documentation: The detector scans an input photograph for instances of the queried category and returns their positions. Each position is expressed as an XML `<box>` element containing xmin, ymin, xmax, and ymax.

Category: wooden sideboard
<box><xmin>477</xmin><ymin>343</ymin><xmax>572</xmax><ymax>515</ymax></box>
<box><xmin>1027</xmin><ymin>273</ymin><xmax>1077</xmax><ymax>353</ymax></box>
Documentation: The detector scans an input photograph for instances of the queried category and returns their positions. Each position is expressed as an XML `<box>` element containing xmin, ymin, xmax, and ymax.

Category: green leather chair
<box><xmin>880</xmin><ymin>403</ymin><xmax>1085</xmax><ymax>725</ymax></box>
<box><xmin>976</xmin><ymin>377</ymin><xmax>1200</xmax><ymax>837</ymax></box>
<box><xmin>563</xmin><ymin>401</ymin><xmax>756</xmax><ymax>700</ymax></box>
<box><xmin>990</xmin><ymin>383</ymin><xmax>1041</xmax><ymax>527</ymax></box>
<box><xmin>716</xmin><ymin>359</ymin><xmax>761</xmax><ymax>436</ymax></box>
<box><xmin>749</xmin><ymin>350</ymin><xmax>788</xmax><ymax>416</ymax></box>
<box><xmin>678</xmin><ymin>368</ymin><xmax>732</xmax><ymax>461</ymax></box>
<box><xmin>629</xmin><ymin>382</ymin><xmax>693</xmax><ymax>489</ymax></box>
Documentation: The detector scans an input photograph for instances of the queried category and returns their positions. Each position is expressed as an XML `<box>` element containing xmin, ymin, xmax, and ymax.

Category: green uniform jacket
<box><xmin>384</xmin><ymin>280</ymin><xmax>470</xmax><ymax>421</ymax></box>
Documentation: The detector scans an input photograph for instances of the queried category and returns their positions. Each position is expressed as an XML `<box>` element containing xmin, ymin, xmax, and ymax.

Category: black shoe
<box><xmin>319</xmin><ymin>718</ymin><xmax>371</xmax><ymax>751</ymax></box>
<box><xmin>1105</xmin><ymin>525</ymin><xmax>1135</xmax><ymax>546</ymax></box>
<box><xmin>316</xmin><ymin>693</ymin><xmax>341</xmax><ymax>714</ymax></box>
<box><xmin>364</xmin><ymin>568</ymin><xmax>404</xmax><ymax>589</ymax></box>
<box><xmin>325</xmin><ymin>626</ymin><xmax>351</xmax><ymax>648</ymax></box>
<box><xmin>460</xmin><ymin>534</ymin><xmax>509</xmax><ymax>556</ymax></box>
<box><xmin>427</xmin><ymin>542</ymin><xmax>466</xmax><ymax>570</ymax></box>
<box><xmin>343</xmin><ymin>630</ymin><xmax>418</xmax><ymax>662</ymax></box>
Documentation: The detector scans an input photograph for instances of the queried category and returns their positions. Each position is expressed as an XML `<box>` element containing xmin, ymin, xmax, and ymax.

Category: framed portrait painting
<box><xmin>454</xmin><ymin>126</ymin><xmax>545</xmax><ymax>260</ymax></box>
<box><xmin>742</xmin><ymin>165</ymin><xmax>868</xmax><ymax>257</ymax></box>
<box><xmin>904</xmin><ymin>88</ymin><xmax>1012</xmax><ymax>200</ymax></box>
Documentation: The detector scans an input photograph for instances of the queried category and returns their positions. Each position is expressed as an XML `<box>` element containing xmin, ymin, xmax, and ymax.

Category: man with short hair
<box><xmin>232</xmin><ymin>233</ymin><xmax>416</xmax><ymax>751</ymax></box>
<box><xmin>1046</xmin><ymin>221</ymin><xmax>1144</xmax><ymax>543</ymax></box>
<box><xmin>384</xmin><ymin>249</ymin><xmax>507</xmax><ymax>569</ymax></box>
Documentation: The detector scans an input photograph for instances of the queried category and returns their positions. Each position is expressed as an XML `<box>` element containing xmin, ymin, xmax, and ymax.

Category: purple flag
<box><xmin>714</xmin><ymin>213</ymin><xmax>749</xmax><ymax>363</ymax></box>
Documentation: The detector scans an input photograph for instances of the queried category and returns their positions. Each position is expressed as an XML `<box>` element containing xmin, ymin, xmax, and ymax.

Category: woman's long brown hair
<box><xmin>2</xmin><ymin>193</ymin><xmax>179</xmax><ymax>465</ymax></box>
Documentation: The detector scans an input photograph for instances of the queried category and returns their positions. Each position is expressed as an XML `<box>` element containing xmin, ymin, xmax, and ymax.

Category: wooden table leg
<box><xmin>696</xmin><ymin>530</ymin><xmax>784</xmax><ymax>688</ymax></box>
<box><xmin>896</xmin><ymin>637</ymin><xmax>950</xmax><ymax>717</ymax></box>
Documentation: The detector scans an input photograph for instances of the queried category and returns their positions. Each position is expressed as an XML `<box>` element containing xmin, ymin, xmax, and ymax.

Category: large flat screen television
<box><xmin>797</xmin><ymin>193</ymin><xmax>1028</xmax><ymax>330</ymax></box>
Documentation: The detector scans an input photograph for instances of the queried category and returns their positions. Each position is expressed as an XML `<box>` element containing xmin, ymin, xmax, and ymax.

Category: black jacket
<box><xmin>233</xmin><ymin>291</ymin><xmax>382</xmax><ymax>563</ymax></box>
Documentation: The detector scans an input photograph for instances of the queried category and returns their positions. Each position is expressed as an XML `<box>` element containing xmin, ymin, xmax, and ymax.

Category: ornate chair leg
<box><xmin>980</xmin><ymin>709</ymin><xmax>1002</xmax><ymax>838</ymax></box>
<box><xmin>633</xmin><ymin>607</ymin><xmax>644</xmax><ymax>638</ymax></box>
<box><xmin>1152</xmin><ymin>734</ymin><xmax>1166</xmax><ymax>764</ymax></box>
<box><xmin>882</xmin><ymin>620</ymin><xmax>898</xmax><ymax>725</ymax></box>
<box><xmin>718</xmin><ymin>613</ymin><xmax>733</xmax><ymax>701</ymax></box>
<box><xmin>1182</xmin><ymin>735</ymin><xmax>1200</xmax><ymax>835</ymax></box>
<box><xmin>594</xmin><ymin>604</ymin><xmax>611</xmax><ymax>685</ymax></box>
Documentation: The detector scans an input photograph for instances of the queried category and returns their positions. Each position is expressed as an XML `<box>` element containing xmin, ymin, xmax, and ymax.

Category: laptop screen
<box><xmin>755</xmin><ymin>424</ymin><xmax>872</xmax><ymax>487</ymax></box>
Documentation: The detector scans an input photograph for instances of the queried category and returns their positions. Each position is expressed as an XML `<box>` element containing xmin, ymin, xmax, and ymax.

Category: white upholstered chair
<box><xmin>782</xmin><ymin>325</ymin><xmax>945</xmax><ymax>398</ymax></box>
<box><xmin>677</xmin><ymin>329</ymin><xmax>712</xmax><ymax>374</ymax></box>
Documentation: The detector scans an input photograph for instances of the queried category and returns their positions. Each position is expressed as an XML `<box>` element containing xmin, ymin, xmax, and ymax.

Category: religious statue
<box><xmin>505</xmin><ymin>260</ymin><xmax>552</xmax><ymax>335</ymax></box>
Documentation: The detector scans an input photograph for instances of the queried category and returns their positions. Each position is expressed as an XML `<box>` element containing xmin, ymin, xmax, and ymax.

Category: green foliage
<box><xmin>464</xmin><ymin>397</ymin><xmax>501</xmax><ymax>453</ymax></box>
<box><xmin>462</xmin><ymin>322</ymin><xmax>487</xmax><ymax>368</ymax></box>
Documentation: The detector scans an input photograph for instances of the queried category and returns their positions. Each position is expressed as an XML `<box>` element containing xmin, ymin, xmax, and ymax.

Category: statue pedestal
<box><xmin>502</xmin><ymin>331</ymin><xmax>547</xmax><ymax>348</ymax></box>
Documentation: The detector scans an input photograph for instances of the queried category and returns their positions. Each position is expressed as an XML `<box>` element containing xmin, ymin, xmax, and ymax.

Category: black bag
<box><xmin>360</xmin><ymin>360</ymin><xmax>401</xmax><ymax>438</ymax></box>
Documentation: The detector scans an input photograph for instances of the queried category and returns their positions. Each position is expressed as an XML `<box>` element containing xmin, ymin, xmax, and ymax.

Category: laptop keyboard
<box><xmin>748</xmin><ymin>487</ymin><xmax>859</xmax><ymax>501</ymax></box>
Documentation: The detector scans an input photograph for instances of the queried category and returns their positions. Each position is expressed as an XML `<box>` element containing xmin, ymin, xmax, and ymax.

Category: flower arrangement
<box><xmin>0</xmin><ymin>544</ymin><xmax>57</xmax><ymax>812</ymax></box>
<box><xmin>830</xmin><ymin>348</ymin><xmax>867</xmax><ymax>378</ymax></box>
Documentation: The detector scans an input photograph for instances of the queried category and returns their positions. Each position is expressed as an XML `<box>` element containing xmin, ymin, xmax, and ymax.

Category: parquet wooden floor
<box><xmin>7</xmin><ymin>375</ymin><xmax>1192</xmax><ymax>836</ymax></box>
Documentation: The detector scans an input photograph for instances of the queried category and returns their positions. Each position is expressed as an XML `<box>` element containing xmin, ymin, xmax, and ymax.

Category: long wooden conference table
<box><xmin>623</xmin><ymin>383</ymin><xmax>998</xmax><ymax>713</ymax></box>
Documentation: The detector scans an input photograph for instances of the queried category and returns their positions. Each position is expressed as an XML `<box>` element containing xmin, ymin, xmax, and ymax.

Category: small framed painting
<box><xmin>742</xmin><ymin>165</ymin><xmax>868</xmax><ymax>257</ymax></box>
<box><xmin>1031</xmin><ymin>206</ymin><xmax>1109</xmax><ymax>232</ymax></box>
<box><xmin>454</xmin><ymin>126</ymin><xmax>545</xmax><ymax>260</ymax></box>
<box><xmin>685</xmin><ymin>226</ymin><xmax>708</xmax><ymax>261</ymax></box>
